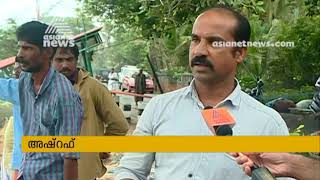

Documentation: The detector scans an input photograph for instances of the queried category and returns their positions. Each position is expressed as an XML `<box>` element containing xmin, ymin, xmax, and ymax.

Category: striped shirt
<box><xmin>310</xmin><ymin>91</ymin><xmax>320</xmax><ymax>113</ymax></box>
<box><xmin>18</xmin><ymin>67</ymin><xmax>83</xmax><ymax>180</ymax></box>
<box><xmin>310</xmin><ymin>77</ymin><xmax>320</xmax><ymax>113</ymax></box>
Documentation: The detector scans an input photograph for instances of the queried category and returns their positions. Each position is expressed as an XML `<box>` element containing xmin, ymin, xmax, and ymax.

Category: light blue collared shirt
<box><xmin>18</xmin><ymin>68</ymin><xmax>83</xmax><ymax>180</ymax></box>
<box><xmin>115</xmin><ymin>80</ymin><xmax>289</xmax><ymax>180</ymax></box>
<box><xmin>0</xmin><ymin>78</ymin><xmax>23</xmax><ymax>170</ymax></box>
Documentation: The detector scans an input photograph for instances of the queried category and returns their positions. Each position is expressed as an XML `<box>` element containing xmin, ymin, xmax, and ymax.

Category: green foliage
<box><xmin>238</xmin><ymin>75</ymin><xmax>257</xmax><ymax>89</ymax></box>
<box><xmin>0</xmin><ymin>19</ymin><xmax>17</xmax><ymax>60</ymax></box>
<box><xmin>267</xmin><ymin>15</ymin><xmax>320</xmax><ymax>88</ymax></box>
<box><xmin>81</xmin><ymin>0</ymin><xmax>218</xmax><ymax>39</ymax></box>
<box><xmin>238</xmin><ymin>4</ymin><xmax>320</xmax><ymax>90</ymax></box>
<box><xmin>305</xmin><ymin>0</ymin><xmax>320</xmax><ymax>16</ymax></box>
<box><xmin>166</xmin><ymin>66</ymin><xmax>191</xmax><ymax>81</ymax></box>
<box><xmin>0</xmin><ymin>66</ymin><xmax>14</xmax><ymax>78</ymax></box>
<box><xmin>0</xmin><ymin>19</ymin><xmax>17</xmax><ymax>78</ymax></box>
<box><xmin>290</xmin><ymin>124</ymin><xmax>305</xmax><ymax>136</ymax></box>
<box><xmin>237</xmin><ymin>15</ymin><xmax>270</xmax><ymax>83</ymax></box>
<box><xmin>149</xmin><ymin>32</ymin><xmax>190</xmax><ymax>71</ymax></box>
<box><xmin>263</xmin><ymin>86</ymin><xmax>315</xmax><ymax>103</ymax></box>
<box><xmin>80</xmin><ymin>0</ymin><xmax>270</xmax><ymax>74</ymax></box>
<box><xmin>90</xmin><ymin>27</ymin><xmax>148</xmax><ymax>71</ymax></box>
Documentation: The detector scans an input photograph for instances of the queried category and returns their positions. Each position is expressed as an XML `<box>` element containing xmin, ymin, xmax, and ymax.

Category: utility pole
<box><xmin>35</xmin><ymin>0</ymin><xmax>40</xmax><ymax>20</ymax></box>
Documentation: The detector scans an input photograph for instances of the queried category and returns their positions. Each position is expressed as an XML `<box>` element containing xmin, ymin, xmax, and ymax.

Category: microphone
<box><xmin>215</xmin><ymin>125</ymin><xmax>233</xmax><ymax>136</ymax></box>
<box><xmin>201</xmin><ymin>106</ymin><xmax>276</xmax><ymax>180</ymax></box>
<box><xmin>201</xmin><ymin>106</ymin><xmax>235</xmax><ymax>134</ymax></box>
<box><xmin>217</xmin><ymin>126</ymin><xmax>276</xmax><ymax>180</ymax></box>
<box><xmin>251</xmin><ymin>165</ymin><xmax>276</xmax><ymax>180</ymax></box>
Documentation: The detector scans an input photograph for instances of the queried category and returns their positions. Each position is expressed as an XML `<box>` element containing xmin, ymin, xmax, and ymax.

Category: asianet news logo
<box><xmin>43</xmin><ymin>17</ymin><xmax>75</xmax><ymax>47</ymax></box>
<box><xmin>43</xmin><ymin>35</ymin><xmax>75</xmax><ymax>47</ymax></box>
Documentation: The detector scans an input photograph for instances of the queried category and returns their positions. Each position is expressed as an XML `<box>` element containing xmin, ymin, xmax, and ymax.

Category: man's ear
<box><xmin>234</xmin><ymin>47</ymin><xmax>247</xmax><ymax>64</ymax></box>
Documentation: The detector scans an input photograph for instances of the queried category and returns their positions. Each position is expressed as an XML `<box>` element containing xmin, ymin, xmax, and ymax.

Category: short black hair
<box><xmin>207</xmin><ymin>5</ymin><xmax>251</xmax><ymax>42</ymax></box>
<box><xmin>59</xmin><ymin>43</ymin><xmax>80</xmax><ymax>60</ymax></box>
<box><xmin>16</xmin><ymin>21</ymin><xmax>57</xmax><ymax>49</ymax></box>
<box><xmin>69</xmin><ymin>44</ymin><xmax>79</xmax><ymax>60</ymax></box>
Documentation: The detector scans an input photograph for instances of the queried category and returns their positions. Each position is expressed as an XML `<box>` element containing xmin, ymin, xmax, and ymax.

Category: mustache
<box><xmin>191</xmin><ymin>56</ymin><xmax>214</xmax><ymax>70</ymax></box>
<box><xmin>16</xmin><ymin>57</ymin><xmax>30</xmax><ymax>66</ymax></box>
<box><xmin>60</xmin><ymin>68</ymin><xmax>72</xmax><ymax>73</ymax></box>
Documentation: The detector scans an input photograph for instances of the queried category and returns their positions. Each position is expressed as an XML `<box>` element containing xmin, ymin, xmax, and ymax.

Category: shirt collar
<box><xmin>183</xmin><ymin>79</ymin><xmax>194</xmax><ymax>97</ymax></box>
<box><xmin>27</xmin><ymin>67</ymin><xmax>55</xmax><ymax>97</ymax></box>
<box><xmin>73</xmin><ymin>68</ymin><xmax>89</xmax><ymax>91</ymax></box>
<box><xmin>183</xmin><ymin>79</ymin><xmax>241</xmax><ymax>108</ymax></box>
<box><xmin>223</xmin><ymin>79</ymin><xmax>241</xmax><ymax>107</ymax></box>
<box><xmin>69</xmin><ymin>69</ymin><xmax>79</xmax><ymax>85</ymax></box>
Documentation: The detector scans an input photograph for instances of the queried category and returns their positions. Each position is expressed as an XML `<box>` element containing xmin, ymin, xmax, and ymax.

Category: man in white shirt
<box><xmin>115</xmin><ymin>5</ymin><xmax>289</xmax><ymax>180</ymax></box>
<box><xmin>108</xmin><ymin>68</ymin><xmax>119</xmax><ymax>90</ymax></box>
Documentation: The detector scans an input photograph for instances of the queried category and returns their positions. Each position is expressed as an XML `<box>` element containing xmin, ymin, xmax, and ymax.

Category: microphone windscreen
<box><xmin>216</xmin><ymin>125</ymin><xmax>233</xmax><ymax>136</ymax></box>
<box><xmin>201</xmin><ymin>108</ymin><xmax>235</xmax><ymax>127</ymax></box>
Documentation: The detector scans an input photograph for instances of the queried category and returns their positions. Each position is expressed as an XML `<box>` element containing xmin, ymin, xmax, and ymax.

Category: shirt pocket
<box><xmin>39</xmin><ymin>101</ymin><xmax>57</xmax><ymax>135</ymax></box>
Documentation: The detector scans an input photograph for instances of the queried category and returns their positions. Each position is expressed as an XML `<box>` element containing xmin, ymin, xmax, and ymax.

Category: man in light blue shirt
<box><xmin>115</xmin><ymin>6</ymin><xmax>290</xmax><ymax>180</ymax></box>
<box><xmin>0</xmin><ymin>63</ymin><xmax>23</xmax><ymax>178</ymax></box>
<box><xmin>16</xmin><ymin>20</ymin><xmax>82</xmax><ymax>180</ymax></box>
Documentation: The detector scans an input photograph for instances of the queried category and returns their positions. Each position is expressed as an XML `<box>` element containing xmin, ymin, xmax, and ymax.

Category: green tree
<box><xmin>80</xmin><ymin>0</ymin><xmax>280</xmax><ymax>74</ymax></box>
<box><xmin>90</xmin><ymin>26</ymin><xmax>148</xmax><ymax>72</ymax></box>
<box><xmin>0</xmin><ymin>19</ymin><xmax>17</xmax><ymax>78</ymax></box>
<box><xmin>0</xmin><ymin>19</ymin><xmax>17</xmax><ymax>60</ymax></box>
<box><xmin>267</xmin><ymin>15</ymin><xmax>320</xmax><ymax>88</ymax></box>
<box><xmin>80</xmin><ymin>0</ymin><xmax>320</xmax><ymax>91</ymax></box>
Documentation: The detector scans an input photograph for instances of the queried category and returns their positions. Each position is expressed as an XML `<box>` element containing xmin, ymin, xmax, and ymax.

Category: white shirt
<box><xmin>108</xmin><ymin>72</ymin><xmax>118</xmax><ymax>80</ymax></box>
<box><xmin>108</xmin><ymin>72</ymin><xmax>119</xmax><ymax>90</ymax></box>
<box><xmin>115</xmin><ymin>80</ymin><xmax>290</xmax><ymax>180</ymax></box>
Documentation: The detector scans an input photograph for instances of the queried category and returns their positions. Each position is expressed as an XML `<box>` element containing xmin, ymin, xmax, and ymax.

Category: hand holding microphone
<box><xmin>231</xmin><ymin>152</ymin><xmax>300</xmax><ymax>179</ymax></box>
<box><xmin>232</xmin><ymin>152</ymin><xmax>320</xmax><ymax>180</ymax></box>
<box><xmin>202</xmin><ymin>106</ymin><xmax>276</xmax><ymax>180</ymax></box>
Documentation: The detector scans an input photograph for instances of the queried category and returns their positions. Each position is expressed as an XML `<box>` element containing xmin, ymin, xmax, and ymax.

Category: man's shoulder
<box><xmin>54</xmin><ymin>71</ymin><xmax>72</xmax><ymax>85</ymax></box>
<box><xmin>149</xmin><ymin>87</ymin><xmax>188</xmax><ymax>104</ymax></box>
<box><xmin>18</xmin><ymin>72</ymin><xmax>31</xmax><ymax>89</ymax></box>
<box><xmin>53</xmin><ymin>71</ymin><xmax>78</xmax><ymax>96</ymax></box>
<box><xmin>81</xmin><ymin>76</ymin><xmax>109</xmax><ymax>92</ymax></box>
<box><xmin>238</xmin><ymin>91</ymin><xmax>289</xmax><ymax>135</ymax></box>
<box><xmin>84</xmin><ymin>75</ymin><xmax>101</xmax><ymax>84</ymax></box>
<box><xmin>240</xmin><ymin>91</ymin><xmax>284</xmax><ymax>121</ymax></box>
<box><xmin>19</xmin><ymin>72</ymin><xmax>30</xmax><ymax>81</ymax></box>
